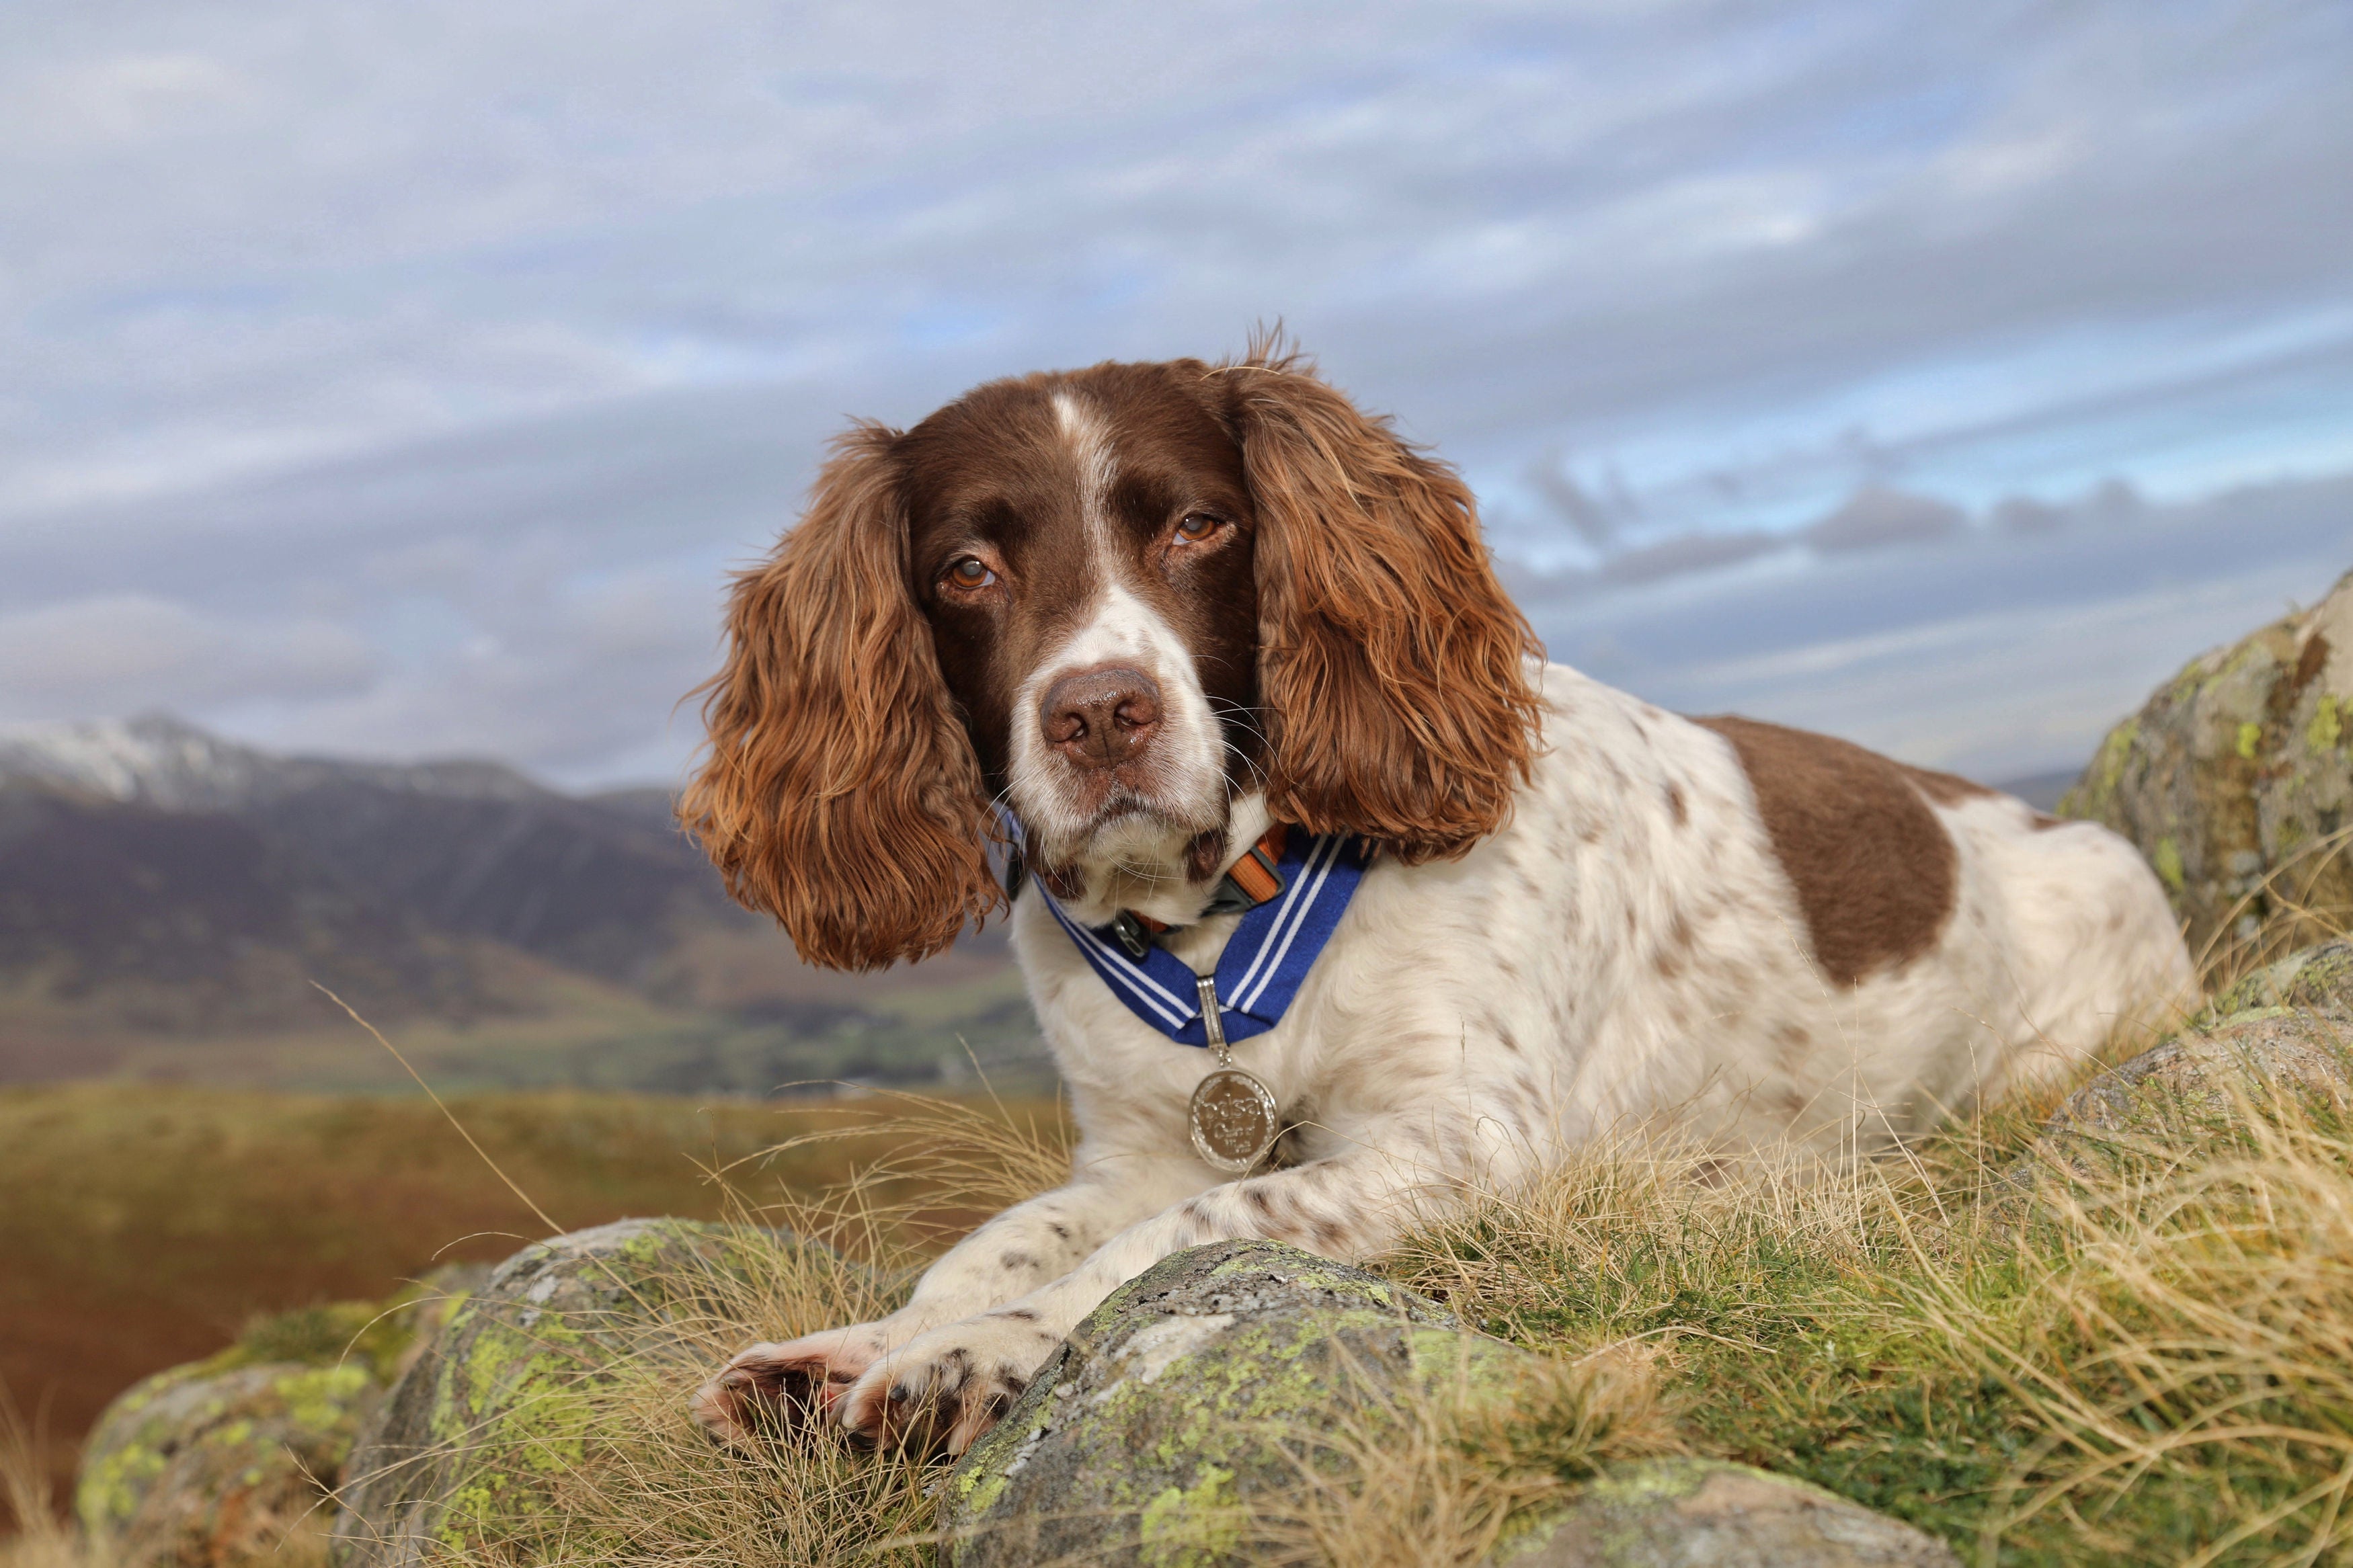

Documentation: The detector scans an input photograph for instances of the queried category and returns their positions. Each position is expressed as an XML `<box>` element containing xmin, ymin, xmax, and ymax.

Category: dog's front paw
<box><xmin>691</xmin><ymin>1323</ymin><xmax>893</xmax><ymax>1448</ymax></box>
<box><xmin>836</xmin><ymin>1311</ymin><xmax>1066</xmax><ymax>1456</ymax></box>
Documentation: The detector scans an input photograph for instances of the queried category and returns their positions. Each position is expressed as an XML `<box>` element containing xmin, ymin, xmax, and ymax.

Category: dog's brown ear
<box><xmin>678</xmin><ymin>423</ymin><xmax>1002</xmax><ymax>970</ymax></box>
<box><xmin>1227</xmin><ymin>350</ymin><xmax>1543</xmax><ymax>862</ymax></box>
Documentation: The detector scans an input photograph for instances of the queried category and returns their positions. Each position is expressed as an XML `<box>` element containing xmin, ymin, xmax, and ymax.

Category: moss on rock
<box><xmin>331</xmin><ymin>1218</ymin><xmax>781</xmax><ymax>1568</ymax></box>
<box><xmin>2060</xmin><ymin>569</ymin><xmax>2353</xmax><ymax>962</ymax></box>
<box><xmin>942</xmin><ymin>1240</ymin><xmax>1522</xmax><ymax>1567</ymax></box>
<box><xmin>2024</xmin><ymin>1000</ymin><xmax>2353</xmax><ymax>1182</ymax></box>
<box><xmin>2208</xmin><ymin>939</ymin><xmax>2353</xmax><ymax>1022</ymax></box>
<box><xmin>67</xmin><ymin>1274</ymin><xmax>507</xmax><ymax>1568</ymax></box>
<box><xmin>75</xmin><ymin>1358</ymin><xmax>379</xmax><ymax>1568</ymax></box>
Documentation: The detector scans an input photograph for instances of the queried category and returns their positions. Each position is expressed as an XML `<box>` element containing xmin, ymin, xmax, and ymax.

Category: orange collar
<box><xmin>1122</xmin><ymin>823</ymin><xmax>1288</xmax><ymax>948</ymax></box>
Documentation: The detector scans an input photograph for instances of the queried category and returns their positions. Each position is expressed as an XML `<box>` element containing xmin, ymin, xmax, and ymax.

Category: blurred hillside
<box><xmin>0</xmin><ymin>716</ymin><xmax>1037</xmax><ymax>1096</ymax></box>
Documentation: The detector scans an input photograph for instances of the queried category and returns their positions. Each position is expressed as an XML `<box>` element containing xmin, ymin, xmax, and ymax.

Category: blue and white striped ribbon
<box><xmin>1014</xmin><ymin>822</ymin><xmax>1369</xmax><ymax>1046</ymax></box>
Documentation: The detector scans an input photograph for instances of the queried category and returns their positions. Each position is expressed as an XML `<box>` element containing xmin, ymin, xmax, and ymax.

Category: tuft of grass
<box><xmin>0</xmin><ymin>1387</ymin><xmax>79</xmax><ymax>1568</ymax></box>
<box><xmin>1248</xmin><ymin>1345</ymin><xmax>1684</xmax><ymax>1568</ymax></box>
<box><xmin>2186</xmin><ymin>824</ymin><xmax>2353</xmax><ymax>1003</ymax></box>
<box><xmin>1955</xmin><ymin>1081</ymin><xmax>2353</xmax><ymax>1566</ymax></box>
<box><xmin>409</xmin><ymin>1218</ymin><xmax>940</xmax><ymax>1568</ymax></box>
<box><xmin>401</xmin><ymin>1090</ymin><xmax>1076</xmax><ymax>1568</ymax></box>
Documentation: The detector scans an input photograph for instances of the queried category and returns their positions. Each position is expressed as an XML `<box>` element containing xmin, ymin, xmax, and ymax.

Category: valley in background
<box><xmin>0</xmin><ymin>715</ymin><xmax>1049</xmax><ymax>1099</ymax></box>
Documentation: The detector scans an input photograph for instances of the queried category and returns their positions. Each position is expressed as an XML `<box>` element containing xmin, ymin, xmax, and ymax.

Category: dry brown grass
<box><xmin>1953</xmin><ymin>1057</ymin><xmax>2353</xmax><ymax>1565</ymax></box>
<box><xmin>1367</xmin><ymin>994</ymin><xmax>2353</xmax><ymax>1565</ymax></box>
<box><xmin>0</xmin><ymin>1387</ymin><xmax>81</xmax><ymax>1568</ymax></box>
<box><xmin>0</xmin><ymin>1080</ymin><xmax>1068</xmax><ymax>1567</ymax></box>
<box><xmin>1245</xmin><ymin>1345</ymin><xmax>1683</xmax><ymax>1568</ymax></box>
<box><xmin>2188</xmin><ymin>823</ymin><xmax>2353</xmax><ymax>998</ymax></box>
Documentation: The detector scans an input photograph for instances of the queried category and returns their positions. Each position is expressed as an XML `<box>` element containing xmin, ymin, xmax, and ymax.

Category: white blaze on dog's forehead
<box><xmin>1004</xmin><ymin>384</ymin><xmax>1228</xmax><ymax>906</ymax></box>
<box><xmin>1051</xmin><ymin>388</ymin><xmax>1117</xmax><ymax>554</ymax></box>
<box><xmin>1051</xmin><ymin>581</ymin><xmax>1174</xmax><ymax>670</ymax></box>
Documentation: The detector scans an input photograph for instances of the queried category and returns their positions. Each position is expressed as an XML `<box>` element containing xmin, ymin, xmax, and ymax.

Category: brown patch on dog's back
<box><xmin>1692</xmin><ymin>716</ymin><xmax>1960</xmax><ymax>988</ymax></box>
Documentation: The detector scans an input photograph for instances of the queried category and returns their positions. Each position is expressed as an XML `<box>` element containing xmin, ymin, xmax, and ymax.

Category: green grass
<box><xmin>1379</xmin><ymin>1048</ymin><xmax>2353</xmax><ymax>1567</ymax></box>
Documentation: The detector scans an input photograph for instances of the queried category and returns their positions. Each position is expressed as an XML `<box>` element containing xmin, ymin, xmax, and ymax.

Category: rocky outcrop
<box><xmin>77</xmin><ymin>1358</ymin><xmax>378</xmax><ymax>1568</ymax></box>
<box><xmin>1493</xmin><ymin>1460</ymin><xmax>1959</xmax><ymax>1568</ymax></box>
<box><xmin>73</xmin><ymin>1278</ymin><xmax>487</xmax><ymax>1568</ymax></box>
<box><xmin>2005</xmin><ymin>946</ymin><xmax>2353</xmax><ymax>1192</ymax></box>
<box><xmin>2063</xmin><ymin>569</ymin><xmax>2353</xmax><ymax>959</ymax></box>
<box><xmin>941</xmin><ymin>1240</ymin><xmax>1956</xmax><ymax>1568</ymax></box>
<box><xmin>2208</xmin><ymin>938</ymin><xmax>2353</xmax><ymax>1022</ymax></box>
<box><xmin>331</xmin><ymin>1218</ymin><xmax>774</xmax><ymax>1568</ymax></box>
<box><xmin>942</xmin><ymin>1239</ymin><xmax>1519</xmax><ymax>1566</ymax></box>
<box><xmin>2042</xmin><ymin>1005</ymin><xmax>2352</xmax><ymax>1147</ymax></box>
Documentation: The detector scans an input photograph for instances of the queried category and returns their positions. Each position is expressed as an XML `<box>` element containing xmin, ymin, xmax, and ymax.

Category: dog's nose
<box><xmin>1041</xmin><ymin>665</ymin><xmax>1162</xmax><ymax>770</ymax></box>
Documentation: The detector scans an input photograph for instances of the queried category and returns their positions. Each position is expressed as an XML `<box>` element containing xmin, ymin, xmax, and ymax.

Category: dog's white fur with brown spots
<box><xmin>684</xmin><ymin>352</ymin><xmax>2194</xmax><ymax>1458</ymax></box>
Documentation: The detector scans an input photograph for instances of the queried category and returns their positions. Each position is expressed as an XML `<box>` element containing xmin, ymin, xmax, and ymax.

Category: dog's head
<box><xmin>681</xmin><ymin>345</ymin><xmax>1542</xmax><ymax>970</ymax></box>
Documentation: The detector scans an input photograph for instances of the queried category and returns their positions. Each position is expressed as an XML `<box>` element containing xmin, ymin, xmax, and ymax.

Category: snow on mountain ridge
<box><xmin>0</xmin><ymin>714</ymin><xmax>553</xmax><ymax>811</ymax></box>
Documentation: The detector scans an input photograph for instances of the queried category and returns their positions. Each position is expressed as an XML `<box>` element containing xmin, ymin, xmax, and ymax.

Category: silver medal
<box><xmin>1187</xmin><ymin>975</ymin><xmax>1281</xmax><ymax>1173</ymax></box>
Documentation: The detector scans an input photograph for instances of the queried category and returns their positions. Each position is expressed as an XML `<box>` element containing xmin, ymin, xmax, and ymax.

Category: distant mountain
<box><xmin>0</xmin><ymin>776</ymin><xmax>510</xmax><ymax>1032</ymax></box>
<box><xmin>0</xmin><ymin>714</ymin><xmax>734</xmax><ymax>994</ymax></box>
<box><xmin>0</xmin><ymin>714</ymin><xmax>549</xmax><ymax>813</ymax></box>
<box><xmin>0</xmin><ymin>716</ymin><xmax>1031</xmax><ymax>1089</ymax></box>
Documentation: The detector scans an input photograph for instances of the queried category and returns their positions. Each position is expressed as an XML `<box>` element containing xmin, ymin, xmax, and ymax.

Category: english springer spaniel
<box><xmin>682</xmin><ymin>345</ymin><xmax>2193</xmax><ymax>1457</ymax></box>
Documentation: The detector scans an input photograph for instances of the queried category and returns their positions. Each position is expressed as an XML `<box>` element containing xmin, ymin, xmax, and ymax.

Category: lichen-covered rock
<box><xmin>942</xmin><ymin>1239</ymin><xmax>1530</xmax><ymax>1567</ymax></box>
<box><xmin>2209</xmin><ymin>940</ymin><xmax>2353</xmax><ymax>1022</ymax></box>
<box><xmin>1492</xmin><ymin>1460</ymin><xmax>1958</xmax><ymax>1567</ymax></box>
<box><xmin>331</xmin><ymin>1218</ymin><xmax>776</xmax><ymax>1568</ymax></box>
<box><xmin>71</xmin><ymin>1266</ymin><xmax>497</xmax><ymax>1568</ymax></box>
<box><xmin>2042</xmin><ymin>1009</ymin><xmax>2353</xmax><ymax>1145</ymax></box>
<box><xmin>943</xmin><ymin>1243</ymin><xmax>1951</xmax><ymax>1568</ymax></box>
<box><xmin>2063</xmin><ymin>568</ymin><xmax>2353</xmax><ymax>957</ymax></box>
<box><xmin>77</xmin><ymin>1358</ymin><xmax>380</xmax><ymax>1568</ymax></box>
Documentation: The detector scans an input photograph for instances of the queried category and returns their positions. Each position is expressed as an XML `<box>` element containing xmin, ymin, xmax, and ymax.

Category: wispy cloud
<box><xmin>0</xmin><ymin>0</ymin><xmax>2346</xmax><ymax>784</ymax></box>
<box><xmin>1519</xmin><ymin>474</ymin><xmax>2353</xmax><ymax>778</ymax></box>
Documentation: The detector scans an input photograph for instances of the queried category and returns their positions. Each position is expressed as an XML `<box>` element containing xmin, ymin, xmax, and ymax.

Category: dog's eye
<box><xmin>1174</xmin><ymin>513</ymin><xmax>1221</xmax><ymax>542</ymax></box>
<box><xmin>945</xmin><ymin>556</ymin><xmax>996</xmax><ymax>590</ymax></box>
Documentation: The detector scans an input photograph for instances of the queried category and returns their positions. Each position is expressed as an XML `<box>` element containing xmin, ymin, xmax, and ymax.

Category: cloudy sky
<box><xmin>3</xmin><ymin>0</ymin><xmax>2349</xmax><ymax>788</ymax></box>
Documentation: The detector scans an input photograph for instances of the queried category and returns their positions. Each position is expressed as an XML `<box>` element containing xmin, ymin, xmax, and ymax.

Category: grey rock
<box><xmin>1493</xmin><ymin>1460</ymin><xmax>1958</xmax><ymax>1568</ymax></box>
<box><xmin>331</xmin><ymin>1218</ymin><xmax>776</xmax><ymax>1568</ymax></box>
<box><xmin>942</xmin><ymin>1239</ymin><xmax>1525</xmax><ymax>1567</ymax></box>
<box><xmin>77</xmin><ymin>1358</ymin><xmax>380</xmax><ymax>1568</ymax></box>
<box><xmin>2043</xmin><ymin>1009</ymin><xmax>2353</xmax><ymax>1143</ymax></box>
<box><xmin>942</xmin><ymin>1241</ymin><xmax>1954</xmax><ymax>1568</ymax></box>
<box><xmin>2208</xmin><ymin>939</ymin><xmax>2353</xmax><ymax>1022</ymax></box>
<box><xmin>2062</xmin><ymin>567</ymin><xmax>2353</xmax><ymax>960</ymax></box>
